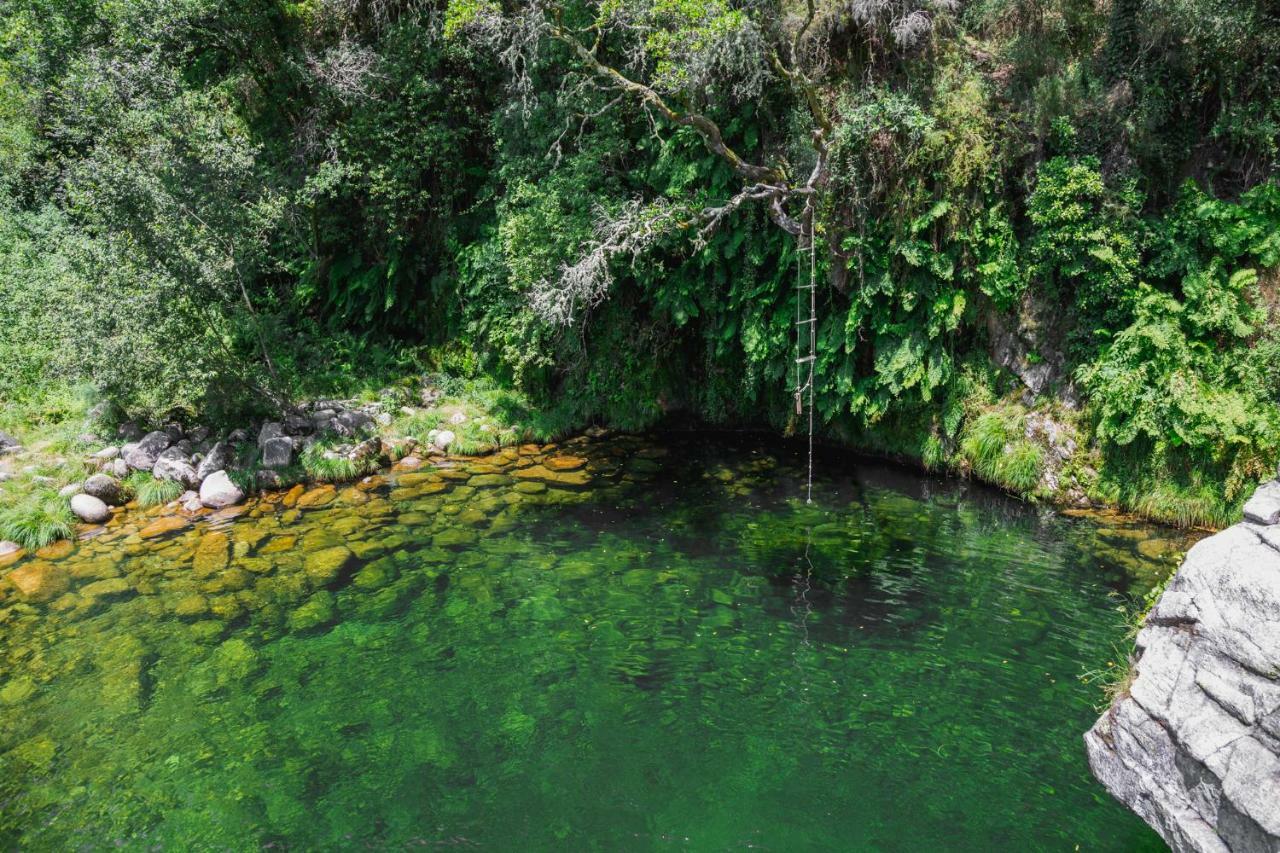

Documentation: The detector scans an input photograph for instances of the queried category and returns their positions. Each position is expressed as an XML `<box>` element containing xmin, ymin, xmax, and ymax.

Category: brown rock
<box><xmin>544</xmin><ymin>455</ymin><xmax>587</xmax><ymax>472</ymax></box>
<box><xmin>139</xmin><ymin>516</ymin><xmax>190</xmax><ymax>539</ymax></box>
<box><xmin>296</xmin><ymin>485</ymin><xmax>337</xmax><ymax>509</ymax></box>
<box><xmin>34</xmin><ymin>540</ymin><xmax>75</xmax><ymax>561</ymax></box>
<box><xmin>7</xmin><ymin>562</ymin><xmax>70</xmax><ymax>603</ymax></box>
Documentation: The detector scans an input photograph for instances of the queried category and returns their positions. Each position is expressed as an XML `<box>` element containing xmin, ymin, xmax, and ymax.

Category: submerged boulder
<box><xmin>1086</xmin><ymin>480</ymin><xmax>1280</xmax><ymax>852</ymax></box>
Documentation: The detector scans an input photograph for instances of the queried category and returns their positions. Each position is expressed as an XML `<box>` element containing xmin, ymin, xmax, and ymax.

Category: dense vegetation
<box><xmin>1</xmin><ymin>0</ymin><xmax>1278</xmax><ymax>526</ymax></box>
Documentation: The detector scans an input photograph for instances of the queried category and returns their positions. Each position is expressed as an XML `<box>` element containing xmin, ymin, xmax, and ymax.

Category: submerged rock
<box><xmin>1087</xmin><ymin>480</ymin><xmax>1280</xmax><ymax>852</ymax></box>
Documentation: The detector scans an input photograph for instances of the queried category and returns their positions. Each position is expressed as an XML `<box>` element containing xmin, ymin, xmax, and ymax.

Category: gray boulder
<box><xmin>261</xmin><ymin>437</ymin><xmax>294</xmax><ymax>469</ymax></box>
<box><xmin>198</xmin><ymin>470</ymin><xmax>244</xmax><ymax>509</ymax></box>
<box><xmin>103</xmin><ymin>458</ymin><xmax>129</xmax><ymax>479</ymax></box>
<box><xmin>258</xmin><ymin>422</ymin><xmax>285</xmax><ymax>446</ymax></box>
<box><xmin>432</xmin><ymin>429</ymin><xmax>456</xmax><ymax>450</ymax></box>
<box><xmin>188</xmin><ymin>425</ymin><xmax>211</xmax><ymax>444</ymax></box>
<box><xmin>93</xmin><ymin>446</ymin><xmax>120</xmax><ymax>460</ymax></box>
<box><xmin>195</xmin><ymin>441</ymin><xmax>235</xmax><ymax>481</ymax></box>
<box><xmin>58</xmin><ymin>483</ymin><xmax>81</xmax><ymax>498</ymax></box>
<box><xmin>227</xmin><ymin>428</ymin><xmax>250</xmax><ymax>444</ymax></box>
<box><xmin>152</xmin><ymin>447</ymin><xmax>200</xmax><ymax>488</ymax></box>
<box><xmin>83</xmin><ymin>473</ymin><xmax>127</xmax><ymax>505</ymax></box>
<box><xmin>0</xmin><ymin>430</ymin><xmax>19</xmax><ymax>449</ymax></box>
<box><xmin>283</xmin><ymin>412</ymin><xmax>313</xmax><ymax>436</ymax></box>
<box><xmin>116</xmin><ymin>421</ymin><xmax>144</xmax><ymax>442</ymax></box>
<box><xmin>1086</xmin><ymin>519</ymin><xmax>1280</xmax><ymax>851</ymax></box>
<box><xmin>123</xmin><ymin>430</ymin><xmax>172</xmax><ymax>471</ymax></box>
<box><xmin>1243</xmin><ymin>480</ymin><xmax>1280</xmax><ymax>526</ymax></box>
<box><xmin>70</xmin><ymin>493</ymin><xmax>111</xmax><ymax>524</ymax></box>
<box><xmin>333</xmin><ymin>410</ymin><xmax>375</xmax><ymax>437</ymax></box>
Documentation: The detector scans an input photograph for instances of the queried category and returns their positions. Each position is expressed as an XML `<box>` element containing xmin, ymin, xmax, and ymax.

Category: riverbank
<box><xmin>0</xmin><ymin>372</ymin><xmax>1233</xmax><ymax>562</ymax></box>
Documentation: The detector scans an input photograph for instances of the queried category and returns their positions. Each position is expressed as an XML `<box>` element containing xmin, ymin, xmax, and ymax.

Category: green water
<box><xmin>0</xmin><ymin>434</ymin><xmax>1183</xmax><ymax>849</ymax></box>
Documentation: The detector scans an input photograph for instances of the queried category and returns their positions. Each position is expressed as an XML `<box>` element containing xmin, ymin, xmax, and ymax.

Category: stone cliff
<box><xmin>1086</xmin><ymin>481</ymin><xmax>1280</xmax><ymax>851</ymax></box>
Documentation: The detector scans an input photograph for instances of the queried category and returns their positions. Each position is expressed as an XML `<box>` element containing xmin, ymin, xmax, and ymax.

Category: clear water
<box><xmin>0</xmin><ymin>434</ymin><xmax>1185</xmax><ymax>849</ymax></box>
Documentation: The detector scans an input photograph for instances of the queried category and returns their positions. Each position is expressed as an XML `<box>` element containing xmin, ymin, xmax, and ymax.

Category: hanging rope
<box><xmin>794</xmin><ymin>213</ymin><xmax>817</xmax><ymax>504</ymax></box>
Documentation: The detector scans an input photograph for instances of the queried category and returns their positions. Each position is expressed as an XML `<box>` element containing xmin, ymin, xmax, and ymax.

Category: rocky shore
<box><xmin>0</xmin><ymin>387</ymin><xmax>487</xmax><ymax>559</ymax></box>
<box><xmin>1086</xmin><ymin>478</ymin><xmax>1280</xmax><ymax>851</ymax></box>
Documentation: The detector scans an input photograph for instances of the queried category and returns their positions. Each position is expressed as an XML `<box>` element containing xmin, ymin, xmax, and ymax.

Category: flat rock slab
<box><xmin>138</xmin><ymin>516</ymin><xmax>190</xmax><ymax>539</ymax></box>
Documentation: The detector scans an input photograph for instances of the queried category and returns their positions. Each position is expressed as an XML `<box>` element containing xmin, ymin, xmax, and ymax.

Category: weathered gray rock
<box><xmin>58</xmin><ymin>483</ymin><xmax>81</xmax><ymax>498</ymax></box>
<box><xmin>1087</xmin><ymin>512</ymin><xmax>1280</xmax><ymax>852</ymax></box>
<box><xmin>0</xmin><ymin>429</ymin><xmax>20</xmax><ymax>449</ymax></box>
<box><xmin>258</xmin><ymin>422</ymin><xmax>285</xmax><ymax>446</ymax></box>
<box><xmin>198</xmin><ymin>470</ymin><xmax>244</xmax><ymax>509</ymax></box>
<box><xmin>116</xmin><ymin>421</ymin><xmax>144</xmax><ymax>442</ymax></box>
<box><xmin>83</xmin><ymin>473</ymin><xmax>127</xmax><ymax>505</ymax></box>
<box><xmin>153</xmin><ymin>447</ymin><xmax>200</xmax><ymax>488</ymax></box>
<box><xmin>283</xmin><ymin>413</ymin><xmax>313</xmax><ymax>436</ymax></box>
<box><xmin>432</xmin><ymin>429</ymin><xmax>456</xmax><ymax>451</ymax></box>
<box><xmin>70</xmin><ymin>493</ymin><xmax>111</xmax><ymax>524</ymax></box>
<box><xmin>93</xmin><ymin>446</ymin><xmax>120</xmax><ymax>460</ymax></box>
<box><xmin>188</xmin><ymin>425</ymin><xmax>211</xmax><ymax>444</ymax></box>
<box><xmin>195</xmin><ymin>441</ymin><xmax>234</xmax><ymax>481</ymax></box>
<box><xmin>333</xmin><ymin>410</ymin><xmax>375</xmax><ymax>437</ymax></box>
<box><xmin>261</xmin><ymin>436</ymin><xmax>294</xmax><ymax>469</ymax></box>
<box><xmin>103</xmin><ymin>458</ymin><xmax>129</xmax><ymax>479</ymax></box>
<box><xmin>123</xmin><ymin>430</ymin><xmax>172</xmax><ymax>471</ymax></box>
<box><xmin>0</xmin><ymin>540</ymin><xmax>20</xmax><ymax>557</ymax></box>
<box><xmin>1243</xmin><ymin>480</ymin><xmax>1280</xmax><ymax>526</ymax></box>
<box><xmin>349</xmin><ymin>437</ymin><xmax>383</xmax><ymax>463</ymax></box>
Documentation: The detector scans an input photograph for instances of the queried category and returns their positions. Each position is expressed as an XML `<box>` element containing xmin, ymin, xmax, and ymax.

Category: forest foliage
<box><xmin>1</xmin><ymin>0</ymin><xmax>1278</xmax><ymax>525</ymax></box>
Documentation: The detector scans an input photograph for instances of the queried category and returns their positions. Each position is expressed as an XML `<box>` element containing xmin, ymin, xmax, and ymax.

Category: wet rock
<box><xmin>34</xmin><ymin>539</ymin><xmax>74</xmax><ymax>560</ymax></box>
<box><xmin>193</xmin><ymin>531</ymin><xmax>230</xmax><ymax>576</ymax></box>
<box><xmin>433</xmin><ymin>528</ymin><xmax>477</xmax><ymax>548</ymax></box>
<box><xmin>288</xmin><ymin>591</ymin><xmax>336</xmax><ymax>633</ymax></box>
<box><xmin>1087</xmin><ymin>521</ymin><xmax>1280</xmax><ymax>851</ymax></box>
<box><xmin>173</xmin><ymin>594</ymin><xmax>209</xmax><ymax>619</ymax></box>
<box><xmin>199</xmin><ymin>470</ymin><xmax>245</xmax><ymax>509</ymax></box>
<box><xmin>83</xmin><ymin>473</ymin><xmax>127</xmax><ymax>505</ymax></box>
<box><xmin>512</xmin><ymin>464</ymin><xmax>592</xmax><ymax>488</ymax></box>
<box><xmin>296</xmin><ymin>485</ymin><xmax>337</xmax><ymax>509</ymax></box>
<box><xmin>79</xmin><ymin>576</ymin><xmax>133</xmax><ymax>605</ymax></box>
<box><xmin>123</xmin><ymin>430</ymin><xmax>172</xmax><ymax>471</ymax></box>
<box><xmin>544</xmin><ymin>455</ymin><xmax>586</xmax><ymax>472</ymax></box>
<box><xmin>7</xmin><ymin>562</ymin><xmax>70</xmax><ymax>602</ymax></box>
<box><xmin>304</xmin><ymin>546</ymin><xmax>353</xmax><ymax>586</ymax></box>
<box><xmin>70</xmin><ymin>493</ymin><xmax>111</xmax><ymax>524</ymax></box>
<box><xmin>469</xmin><ymin>474</ymin><xmax>511</xmax><ymax>488</ymax></box>
<box><xmin>0</xmin><ymin>540</ymin><xmax>21</xmax><ymax>558</ymax></box>
<box><xmin>353</xmin><ymin>558</ymin><xmax>397</xmax><ymax>591</ymax></box>
<box><xmin>0</xmin><ymin>677</ymin><xmax>37</xmax><ymax>705</ymax></box>
<box><xmin>138</xmin><ymin>516</ymin><xmax>189</xmax><ymax>539</ymax></box>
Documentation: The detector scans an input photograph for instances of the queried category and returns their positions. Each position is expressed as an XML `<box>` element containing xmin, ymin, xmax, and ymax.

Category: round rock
<box><xmin>70</xmin><ymin>493</ymin><xmax>111</xmax><ymax>524</ymax></box>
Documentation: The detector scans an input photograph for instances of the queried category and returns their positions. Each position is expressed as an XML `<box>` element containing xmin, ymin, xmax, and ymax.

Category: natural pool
<box><xmin>0</xmin><ymin>433</ymin><xmax>1194</xmax><ymax>849</ymax></box>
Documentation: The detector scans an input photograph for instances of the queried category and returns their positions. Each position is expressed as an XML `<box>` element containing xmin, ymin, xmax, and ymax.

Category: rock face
<box><xmin>1086</xmin><ymin>481</ymin><xmax>1280</xmax><ymax>852</ymax></box>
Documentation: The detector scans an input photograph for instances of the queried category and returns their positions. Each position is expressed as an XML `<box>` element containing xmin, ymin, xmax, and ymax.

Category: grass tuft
<box><xmin>0</xmin><ymin>489</ymin><xmax>76</xmax><ymax>550</ymax></box>
<box><xmin>126</xmin><ymin>471</ymin><xmax>183</xmax><ymax>508</ymax></box>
